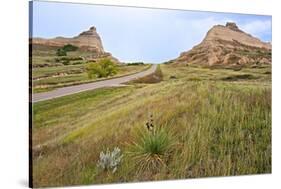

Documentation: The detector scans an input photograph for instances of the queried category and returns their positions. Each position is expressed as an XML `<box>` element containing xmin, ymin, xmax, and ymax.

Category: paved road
<box><xmin>32</xmin><ymin>64</ymin><xmax>157</xmax><ymax>103</ymax></box>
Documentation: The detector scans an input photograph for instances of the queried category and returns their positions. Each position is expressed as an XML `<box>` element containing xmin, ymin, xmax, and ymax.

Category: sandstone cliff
<box><xmin>33</xmin><ymin>26</ymin><xmax>105</xmax><ymax>53</ymax></box>
<box><xmin>173</xmin><ymin>22</ymin><xmax>271</xmax><ymax>66</ymax></box>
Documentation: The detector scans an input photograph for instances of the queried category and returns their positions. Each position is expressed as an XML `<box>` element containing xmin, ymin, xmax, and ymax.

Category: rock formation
<box><xmin>33</xmin><ymin>26</ymin><xmax>105</xmax><ymax>53</ymax></box>
<box><xmin>32</xmin><ymin>26</ymin><xmax>120</xmax><ymax>63</ymax></box>
<box><xmin>172</xmin><ymin>22</ymin><xmax>271</xmax><ymax>66</ymax></box>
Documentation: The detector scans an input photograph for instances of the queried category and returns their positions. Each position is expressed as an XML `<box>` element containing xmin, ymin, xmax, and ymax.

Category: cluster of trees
<box><xmin>56</xmin><ymin>44</ymin><xmax>78</xmax><ymax>56</ymax></box>
<box><xmin>126</xmin><ymin>62</ymin><xmax>144</xmax><ymax>66</ymax></box>
<box><xmin>86</xmin><ymin>59</ymin><xmax>117</xmax><ymax>78</ymax></box>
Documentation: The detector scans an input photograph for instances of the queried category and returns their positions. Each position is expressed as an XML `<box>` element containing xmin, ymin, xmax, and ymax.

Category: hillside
<box><xmin>32</xmin><ymin>63</ymin><xmax>271</xmax><ymax>187</ymax></box>
<box><xmin>32</xmin><ymin>26</ymin><xmax>118</xmax><ymax>62</ymax></box>
<box><xmin>33</xmin><ymin>26</ymin><xmax>104</xmax><ymax>52</ymax></box>
<box><xmin>30</xmin><ymin>26</ymin><xmax>154</xmax><ymax>93</ymax></box>
<box><xmin>172</xmin><ymin>22</ymin><xmax>271</xmax><ymax>66</ymax></box>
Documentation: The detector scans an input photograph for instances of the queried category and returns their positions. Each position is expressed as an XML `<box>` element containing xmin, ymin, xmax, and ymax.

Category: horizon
<box><xmin>31</xmin><ymin>1</ymin><xmax>272</xmax><ymax>63</ymax></box>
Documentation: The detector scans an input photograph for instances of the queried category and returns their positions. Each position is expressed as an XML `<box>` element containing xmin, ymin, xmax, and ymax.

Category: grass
<box><xmin>32</xmin><ymin>64</ymin><xmax>151</xmax><ymax>93</ymax></box>
<box><xmin>31</xmin><ymin>46</ymin><xmax>151</xmax><ymax>93</ymax></box>
<box><xmin>221</xmin><ymin>74</ymin><xmax>259</xmax><ymax>81</ymax></box>
<box><xmin>128</xmin><ymin>64</ymin><xmax>163</xmax><ymax>84</ymax></box>
<box><xmin>32</xmin><ymin>63</ymin><xmax>271</xmax><ymax>187</ymax></box>
<box><xmin>127</xmin><ymin>124</ymin><xmax>175</xmax><ymax>173</ymax></box>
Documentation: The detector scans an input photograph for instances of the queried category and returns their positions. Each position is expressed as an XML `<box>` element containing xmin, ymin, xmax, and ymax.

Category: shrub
<box><xmin>72</xmin><ymin>61</ymin><xmax>83</xmax><ymax>65</ymax></box>
<box><xmin>56</xmin><ymin>48</ymin><xmax>67</xmax><ymax>56</ymax></box>
<box><xmin>169</xmin><ymin>75</ymin><xmax>177</xmax><ymax>79</ymax></box>
<box><xmin>128</xmin><ymin>115</ymin><xmax>174</xmax><ymax>172</ymax></box>
<box><xmin>131</xmin><ymin>65</ymin><xmax>163</xmax><ymax>84</ymax></box>
<box><xmin>189</xmin><ymin>77</ymin><xmax>201</xmax><ymax>81</ymax></box>
<box><xmin>127</xmin><ymin>62</ymin><xmax>144</xmax><ymax>66</ymax></box>
<box><xmin>54</xmin><ymin>57</ymin><xmax>83</xmax><ymax>64</ymax></box>
<box><xmin>221</xmin><ymin>74</ymin><xmax>258</xmax><ymax>81</ymax></box>
<box><xmin>61</xmin><ymin>60</ymin><xmax>70</xmax><ymax>65</ymax></box>
<box><xmin>62</xmin><ymin>44</ymin><xmax>78</xmax><ymax>52</ymax></box>
<box><xmin>97</xmin><ymin>147</ymin><xmax>123</xmax><ymax>173</ymax></box>
<box><xmin>59</xmin><ymin>57</ymin><xmax>83</xmax><ymax>61</ymax></box>
<box><xmin>86</xmin><ymin>58</ymin><xmax>117</xmax><ymax>78</ymax></box>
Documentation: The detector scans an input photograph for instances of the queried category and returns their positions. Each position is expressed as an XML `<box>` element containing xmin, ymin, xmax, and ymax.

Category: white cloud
<box><xmin>240</xmin><ymin>20</ymin><xmax>272</xmax><ymax>39</ymax></box>
<box><xmin>171</xmin><ymin>17</ymin><xmax>233</xmax><ymax>51</ymax></box>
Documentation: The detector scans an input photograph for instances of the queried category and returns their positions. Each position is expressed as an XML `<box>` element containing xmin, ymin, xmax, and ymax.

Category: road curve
<box><xmin>32</xmin><ymin>64</ymin><xmax>157</xmax><ymax>103</ymax></box>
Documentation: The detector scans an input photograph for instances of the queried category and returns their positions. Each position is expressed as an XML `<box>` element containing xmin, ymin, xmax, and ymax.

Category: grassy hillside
<box><xmin>31</xmin><ymin>45</ymin><xmax>150</xmax><ymax>93</ymax></box>
<box><xmin>32</xmin><ymin>63</ymin><xmax>271</xmax><ymax>187</ymax></box>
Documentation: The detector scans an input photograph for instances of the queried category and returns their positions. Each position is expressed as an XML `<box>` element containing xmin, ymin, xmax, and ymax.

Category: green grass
<box><xmin>32</xmin><ymin>62</ymin><xmax>85</xmax><ymax>79</ymax></box>
<box><xmin>129</xmin><ymin>64</ymin><xmax>163</xmax><ymax>84</ymax></box>
<box><xmin>31</xmin><ymin>46</ymin><xmax>151</xmax><ymax>93</ymax></box>
<box><xmin>32</xmin><ymin>63</ymin><xmax>271</xmax><ymax>187</ymax></box>
<box><xmin>32</xmin><ymin>64</ymin><xmax>150</xmax><ymax>93</ymax></box>
<box><xmin>127</xmin><ymin>125</ymin><xmax>175</xmax><ymax>173</ymax></box>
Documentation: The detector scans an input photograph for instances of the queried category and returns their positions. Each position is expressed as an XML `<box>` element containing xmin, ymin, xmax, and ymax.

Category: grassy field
<box><xmin>32</xmin><ymin>63</ymin><xmax>271</xmax><ymax>187</ymax></box>
<box><xmin>31</xmin><ymin>45</ymin><xmax>150</xmax><ymax>93</ymax></box>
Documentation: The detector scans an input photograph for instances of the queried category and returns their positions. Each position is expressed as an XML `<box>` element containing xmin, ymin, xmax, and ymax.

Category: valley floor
<box><xmin>32</xmin><ymin>63</ymin><xmax>271</xmax><ymax>187</ymax></box>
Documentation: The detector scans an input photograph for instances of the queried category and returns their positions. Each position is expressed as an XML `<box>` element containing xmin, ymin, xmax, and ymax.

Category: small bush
<box><xmin>221</xmin><ymin>74</ymin><xmax>258</xmax><ymax>81</ymax></box>
<box><xmin>86</xmin><ymin>58</ymin><xmax>117</xmax><ymax>78</ymax></box>
<box><xmin>132</xmin><ymin>65</ymin><xmax>163</xmax><ymax>84</ymax></box>
<box><xmin>72</xmin><ymin>61</ymin><xmax>83</xmax><ymax>65</ymax></box>
<box><xmin>189</xmin><ymin>77</ymin><xmax>201</xmax><ymax>81</ymax></box>
<box><xmin>61</xmin><ymin>60</ymin><xmax>70</xmax><ymax>65</ymax></box>
<box><xmin>62</xmin><ymin>44</ymin><xmax>78</xmax><ymax>52</ymax></box>
<box><xmin>59</xmin><ymin>57</ymin><xmax>83</xmax><ymax>61</ymax></box>
<box><xmin>97</xmin><ymin>147</ymin><xmax>123</xmax><ymax>173</ymax></box>
<box><xmin>56</xmin><ymin>44</ymin><xmax>78</xmax><ymax>57</ymax></box>
<box><xmin>56</xmin><ymin>48</ymin><xmax>67</xmax><ymax>56</ymax></box>
<box><xmin>55</xmin><ymin>57</ymin><xmax>83</xmax><ymax>65</ymax></box>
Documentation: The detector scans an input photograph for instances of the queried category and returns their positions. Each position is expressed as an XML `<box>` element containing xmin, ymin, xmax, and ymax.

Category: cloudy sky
<box><xmin>31</xmin><ymin>1</ymin><xmax>272</xmax><ymax>63</ymax></box>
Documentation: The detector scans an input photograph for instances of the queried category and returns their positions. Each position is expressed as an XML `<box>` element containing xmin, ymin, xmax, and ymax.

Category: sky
<box><xmin>31</xmin><ymin>1</ymin><xmax>272</xmax><ymax>63</ymax></box>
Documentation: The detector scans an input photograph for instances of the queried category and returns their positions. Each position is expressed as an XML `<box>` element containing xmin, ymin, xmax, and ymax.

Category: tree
<box><xmin>86</xmin><ymin>58</ymin><xmax>117</xmax><ymax>78</ymax></box>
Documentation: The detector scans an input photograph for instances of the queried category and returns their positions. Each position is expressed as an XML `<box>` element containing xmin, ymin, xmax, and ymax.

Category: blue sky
<box><xmin>31</xmin><ymin>1</ymin><xmax>272</xmax><ymax>63</ymax></box>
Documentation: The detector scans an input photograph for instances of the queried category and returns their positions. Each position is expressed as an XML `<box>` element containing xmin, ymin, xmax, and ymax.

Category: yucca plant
<box><xmin>128</xmin><ymin>115</ymin><xmax>175</xmax><ymax>173</ymax></box>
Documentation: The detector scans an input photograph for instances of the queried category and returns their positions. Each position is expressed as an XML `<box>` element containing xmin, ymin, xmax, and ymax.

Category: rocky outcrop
<box><xmin>172</xmin><ymin>22</ymin><xmax>271</xmax><ymax>66</ymax></box>
<box><xmin>32</xmin><ymin>26</ymin><xmax>104</xmax><ymax>53</ymax></box>
<box><xmin>32</xmin><ymin>26</ymin><xmax>119</xmax><ymax>63</ymax></box>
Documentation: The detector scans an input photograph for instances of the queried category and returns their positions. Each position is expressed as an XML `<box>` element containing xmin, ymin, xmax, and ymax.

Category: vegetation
<box><xmin>128</xmin><ymin>116</ymin><xmax>175</xmax><ymax>173</ymax></box>
<box><xmin>31</xmin><ymin>45</ymin><xmax>150</xmax><ymax>93</ymax></box>
<box><xmin>32</xmin><ymin>63</ymin><xmax>271</xmax><ymax>187</ymax></box>
<box><xmin>97</xmin><ymin>147</ymin><xmax>123</xmax><ymax>173</ymax></box>
<box><xmin>130</xmin><ymin>64</ymin><xmax>163</xmax><ymax>84</ymax></box>
<box><xmin>221</xmin><ymin>74</ymin><xmax>258</xmax><ymax>81</ymax></box>
<box><xmin>56</xmin><ymin>48</ymin><xmax>67</xmax><ymax>56</ymax></box>
<box><xmin>86</xmin><ymin>58</ymin><xmax>117</xmax><ymax>78</ymax></box>
<box><xmin>55</xmin><ymin>56</ymin><xmax>83</xmax><ymax>63</ymax></box>
<box><xmin>62</xmin><ymin>44</ymin><xmax>79</xmax><ymax>52</ymax></box>
<box><xmin>56</xmin><ymin>44</ymin><xmax>79</xmax><ymax>56</ymax></box>
<box><xmin>127</xmin><ymin>62</ymin><xmax>145</xmax><ymax>66</ymax></box>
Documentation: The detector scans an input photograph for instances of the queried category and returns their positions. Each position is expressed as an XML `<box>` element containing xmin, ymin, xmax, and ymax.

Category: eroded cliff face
<box><xmin>32</xmin><ymin>26</ymin><xmax>104</xmax><ymax>53</ymax></box>
<box><xmin>173</xmin><ymin>22</ymin><xmax>271</xmax><ymax>66</ymax></box>
<box><xmin>32</xmin><ymin>26</ymin><xmax>120</xmax><ymax>63</ymax></box>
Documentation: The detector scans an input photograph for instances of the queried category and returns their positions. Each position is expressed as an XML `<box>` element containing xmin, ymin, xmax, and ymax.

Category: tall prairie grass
<box><xmin>32</xmin><ymin>64</ymin><xmax>271</xmax><ymax>187</ymax></box>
